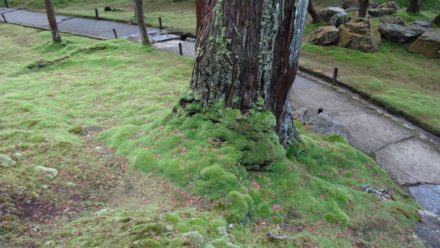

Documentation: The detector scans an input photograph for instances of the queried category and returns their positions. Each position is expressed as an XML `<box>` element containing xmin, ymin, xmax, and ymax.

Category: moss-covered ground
<box><xmin>0</xmin><ymin>23</ymin><xmax>425</xmax><ymax>247</ymax></box>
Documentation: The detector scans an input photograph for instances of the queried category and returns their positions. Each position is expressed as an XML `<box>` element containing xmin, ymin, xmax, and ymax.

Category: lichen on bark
<box><xmin>191</xmin><ymin>0</ymin><xmax>309</xmax><ymax>146</ymax></box>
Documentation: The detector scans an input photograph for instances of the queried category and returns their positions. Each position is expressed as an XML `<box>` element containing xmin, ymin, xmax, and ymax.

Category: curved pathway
<box><xmin>1</xmin><ymin>7</ymin><xmax>439</xmax><ymax>247</ymax></box>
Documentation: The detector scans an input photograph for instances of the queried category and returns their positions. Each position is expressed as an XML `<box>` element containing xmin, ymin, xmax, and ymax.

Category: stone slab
<box><xmin>409</xmin><ymin>185</ymin><xmax>440</xmax><ymax>215</ymax></box>
<box><xmin>375</xmin><ymin>138</ymin><xmax>440</xmax><ymax>185</ymax></box>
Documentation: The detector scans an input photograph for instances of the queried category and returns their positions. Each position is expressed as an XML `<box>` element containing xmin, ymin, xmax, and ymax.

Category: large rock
<box><xmin>293</xmin><ymin>107</ymin><xmax>313</xmax><ymax>124</ymax></box>
<box><xmin>379</xmin><ymin>23</ymin><xmax>423</xmax><ymax>43</ymax></box>
<box><xmin>309</xmin><ymin>26</ymin><xmax>339</xmax><ymax>45</ymax></box>
<box><xmin>434</xmin><ymin>15</ymin><xmax>440</xmax><ymax>27</ymax></box>
<box><xmin>318</xmin><ymin>7</ymin><xmax>347</xmax><ymax>23</ymax></box>
<box><xmin>369</xmin><ymin>1</ymin><xmax>399</xmax><ymax>17</ymax></box>
<box><xmin>330</xmin><ymin>12</ymin><xmax>350</xmax><ymax>27</ymax></box>
<box><xmin>409</xmin><ymin>31</ymin><xmax>440</xmax><ymax>58</ymax></box>
<box><xmin>380</xmin><ymin>16</ymin><xmax>405</xmax><ymax>25</ymax></box>
<box><xmin>307</xmin><ymin>113</ymin><xmax>352</xmax><ymax>144</ymax></box>
<box><xmin>338</xmin><ymin>18</ymin><xmax>381</xmax><ymax>52</ymax></box>
<box><xmin>0</xmin><ymin>154</ymin><xmax>16</xmax><ymax>168</ymax></box>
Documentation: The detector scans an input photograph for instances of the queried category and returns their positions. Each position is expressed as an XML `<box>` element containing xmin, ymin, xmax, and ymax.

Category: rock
<box><xmin>379</xmin><ymin>23</ymin><xmax>423</xmax><ymax>43</ymax></box>
<box><xmin>307</xmin><ymin>113</ymin><xmax>353</xmax><ymax>143</ymax></box>
<box><xmin>380</xmin><ymin>16</ymin><xmax>405</xmax><ymax>25</ymax></box>
<box><xmin>369</xmin><ymin>1</ymin><xmax>399</xmax><ymax>17</ymax></box>
<box><xmin>293</xmin><ymin>107</ymin><xmax>313</xmax><ymax>124</ymax></box>
<box><xmin>414</xmin><ymin>210</ymin><xmax>440</xmax><ymax>248</ymax></box>
<box><xmin>361</xmin><ymin>185</ymin><xmax>392</xmax><ymax>201</ymax></box>
<box><xmin>413</xmin><ymin>21</ymin><xmax>431</xmax><ymax>28</ymax></box>
<box><xmin>409</xmin><ymin>31</ymin><xmax>440</xmax><ymax>58</ymax></box>
<box><xmin>104</xmin><ymin>6</ymin><xmax>113</xmax><ymax>11</ymax></box>
<box><xmin>309</xmin><ymin>26</ymin><xmax>339</xmax><ymax>46</ymax></box>
<box><xmin>434</xmin><ymin>15</ymin><xmax>440</xmax><ymax>27</ymax></box>
<box><xmin>0</xmin><ymin>154</ymin><xmax>16</xmax><ymax>168</ymax></box>
<box><xmin>330</xmin><ymin>12</ymin><xmax>350</xmax><ymax>27</ymax></box>
<box><xmin>266</xmin><ymin>232</ymin><xmax>290</xmax><ymax>241</ymax></box>
<box><xmin>338</xmin><ymin>18</ymin><xmax>381</xmax><ymax>53</ymax></box>
<box><xmin>317</xmin><ymin>7</ymin><xmax>347</xmax><ymax>23</ymax></box>
<box><xmin>409</xmin><ymin>185</ymin><xmax>440</xmax><ymax>215</ymax></box>
<box><xmin>342</xmin><ymin>0</ymin><xmax>359</xmax><ymax>9</ymax></box>
<box><xmin>34</xmin><ymin>166</ymin><xmax>58</xmax><ymax>180</ymax></box>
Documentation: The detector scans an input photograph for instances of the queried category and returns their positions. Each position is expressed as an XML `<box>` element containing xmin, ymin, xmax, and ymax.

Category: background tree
<box><xmin>358</xmin><ymin>0</ymin><xmax>369</xmax><ymax>18</ymax></box>
<box><xmin>134</xmin><ymin>0</ymin><xmax>150</xmax><ymax>45</ymax></box>
<box><xmin>406</xmin><ymin>0</ymin><xmax>420</xmax><ymax>13</ymax></box>
<box><xmin>308</xmin><ymin>0</ymin><xmax>320</xmax><ymax>24</ymax></box>
<box><xmin>44</xmin><ymin>0</ymin><xmax>61</xmax><ymax>43</ymax></box>
<box><xmin>190</xmin><ymin>0</ymin><xmax>309</xmax><ymax>146</ymax></box>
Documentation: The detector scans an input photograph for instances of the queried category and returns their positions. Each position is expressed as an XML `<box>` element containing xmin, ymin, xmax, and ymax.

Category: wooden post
<box><xmin>333</xmin><ymin>67</ymin><xmax>339</xmax><ymax>84</ymax></box>
<box><xmin>112</xmin><ymin>28</ymin><xmax>118</xmax><ymax>38</ymax></box>
<box><xmin>159</xmin><ymin>16</ymin><xmax>163</xmax><ymax>31</ymax></box>
<box><xmin>1</xmin><ymin>13</ymin><xmax>7</xmax><ymax>23</ymax></box>
<box><xmin>4</xmin><ymin>0</ymin><xmax>8</xmax><ymax>8</ymax></box>
<box><xmin>95</xmin><ymin>8</ymin><xmax>99</xmax><ymax>20</ymax></box>
<box><xmin>44</xmin><ymin>0</ymin><xmax>62</xmax><ymax>43</ymax></box>
<box><xmin>179</xmin><ymin>42</ymin><xmax>183</xmax><ymax>56</ymax></box>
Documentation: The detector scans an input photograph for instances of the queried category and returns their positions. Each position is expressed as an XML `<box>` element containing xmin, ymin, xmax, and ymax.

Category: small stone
<box><xmin>369</xmin><ymin>1</ymin><xmax>399</xmax><ymax>17</ymax></box>
<box><xmin>31</xmin><ymin>191</ymin><xmax>40</xmax><ymax>200</ymax></box>
<box><xmin>0</xmin><ymin>154</ymin><xmax>16</xmax><ymax>168</ymax></box>
<box><xmin>34</xmin><ymin>166</ymin><xmax>58</xmax><ymax>180</ymax></box>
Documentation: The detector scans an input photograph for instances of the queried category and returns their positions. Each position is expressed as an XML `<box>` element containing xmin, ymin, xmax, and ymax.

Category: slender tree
<box><xmin>134</xmin><ymin>0</ymin><xmax>150</xmax><ymax>45</ymax></box>
<box><xmin>308</xmin><ymin>0</ymin><xmax>320</xmax><ymax>24</ymax></box>
<box><xmin>190</xmin><ymin>0</ymin><xmax>309</xmax><ymax>146</ymax></box>
<box><xmin>358</xmin><ymin>0</ymin><xmax>369</xmax><ymax>18</ymax></box>
<box><xmin>406</xmin><ymin>0</ymin><xmax>420</xmax><ymax>13</ymax></box>
<box><xmin>44</xmin><ymin>0</ymin><xmax>61</xmax><ymax>43</ymax></box>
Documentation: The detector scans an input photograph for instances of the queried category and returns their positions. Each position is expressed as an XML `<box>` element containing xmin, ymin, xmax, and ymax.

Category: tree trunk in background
<box><xmin>192</xmin><ymin>0</ymin><xmax>309</xmax><ymax>146</ymax></box>
<box><xmin>44</xmin><ymin>0</ymin><xmax>61</xmax><ymax>43</ymax></box>
<box><xmin>134</xmin><ymin>0</ymin><xmax>150</xmax><ymax>45</ymax></box>
<box><xmin>358</xmin><ymin>0</ymin><xmax>369</xmax><ymax>18</ymax></box>
<box><xmin>406</xmin><ymin>0</ymin><xmax>420</xmax><ymax>13</ymax></box>
<box><xmin>308</xmin><ymin>0</ymin><xmax>320</xmax><ymax>24</ymax></box>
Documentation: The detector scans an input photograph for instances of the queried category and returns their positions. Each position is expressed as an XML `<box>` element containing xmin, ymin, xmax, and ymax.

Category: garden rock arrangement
<box><xmin>309</xmin><ymin>26</ymin><xmax>339</xmax><ymax>45</ymax></box>
<box><xmin>409</xmin><ymin>32</ymin><xmax>440</xmax><ymax>58</ymax></box>
<box><xmin>380</xmin><ymin>16</ymin><xmax>404</xmax><ymax>25</ymax></box>
<box><xmin>338</xmin><ymin>18</ymin><xmax>381</xmax><ymax>52</ymax></box>
<box><xmin>368</xmin><ymin>1</ymin><xmax>399</xmax><ymax>17</ymax></box>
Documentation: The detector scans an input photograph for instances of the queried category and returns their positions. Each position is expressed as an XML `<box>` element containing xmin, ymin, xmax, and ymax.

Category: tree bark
<box><xmin>308</xmin><ymin>0</ymin><xmax>320</xmax><ymax>24</ymax></box>
<box><xmin>358</xmin><ymin>0</ymin><xmax>369</xmax><ymax>18</ymax></box>
<box><xmin>134</xmin><ymin>0</ymin><xmax>150</xmax><ymax>45</ymax></box>
<box><xmin>44</xmin><ymin>0</ymin><xmax>61</xmax><ymax>43</ymax></box>
<box><xmin>406</xmin><ymin>0</ymin><xmax>420</xmax><ymax>13</ymax></box>
<box><xmin>192</xmin><ymin>0</ymin><xmax>309</xmax><ymax>146</ymax></box>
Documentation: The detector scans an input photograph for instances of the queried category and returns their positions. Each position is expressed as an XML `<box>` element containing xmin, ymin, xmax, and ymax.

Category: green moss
<box><xmin>226</xmin><ymin>191</ymin><xmax>254</xmax><ymax>223</ymax></box>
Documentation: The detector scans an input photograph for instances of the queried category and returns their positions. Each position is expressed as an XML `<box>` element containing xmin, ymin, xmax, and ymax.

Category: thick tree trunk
<box><xmin>308</xmin><ymin>0</ymin><xmax>320</xmax><ymax>24</ymax></box>
<box><xmin>358</xmin><ymin>0</ymin><xmax>369</xmax><ymax>18</ymax></box>
<box><xmin>192</xmin><ymin>0</ymin><xmax>309</xmax><ymax>146</ymax></box>
<box><xmin>44</xmin><ymin>0</ymin><xmax>61</xmax><ymax>43</ymax></box>
<box><xmin>134</xmin><ymin>0</ymin><xmax>150</xmax><ymax>45</ymax></box>
<box><xmin>406</xmin><ymin>0</ymin><xmax>420</xmax><ymax>13</ymax></box>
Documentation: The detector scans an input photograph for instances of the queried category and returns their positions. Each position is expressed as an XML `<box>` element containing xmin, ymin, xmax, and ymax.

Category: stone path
<box><xmin>1</xmin><ymin>8</ymin><xmax>439</xmax><ymax>247</ymax></box>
